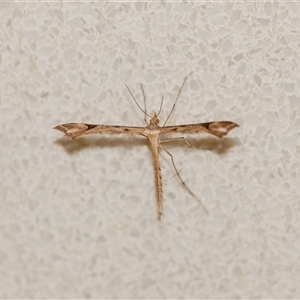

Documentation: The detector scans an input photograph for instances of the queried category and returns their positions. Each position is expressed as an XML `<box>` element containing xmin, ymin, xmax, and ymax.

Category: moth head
<box><xmin>150</xmin><ymin>113</ymin><xmax>159</xmax><ymax>125</ymax></box>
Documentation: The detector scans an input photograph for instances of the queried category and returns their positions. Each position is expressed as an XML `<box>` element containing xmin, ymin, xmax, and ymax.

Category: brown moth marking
<box><xmin>54</xmin><ymin>77</ymin><xmax>239</xmax><ymax>224</ymax></box>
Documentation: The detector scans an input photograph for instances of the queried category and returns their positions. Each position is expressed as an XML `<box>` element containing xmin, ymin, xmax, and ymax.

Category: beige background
<box><xmin>1</xmin><ymin>1</ymin><xmax>300</xmax><ymax>298</ymax></box>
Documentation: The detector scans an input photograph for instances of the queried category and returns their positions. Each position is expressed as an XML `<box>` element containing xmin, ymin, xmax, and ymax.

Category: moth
<box><xmin>54</xmin><ymin>77</ymin><xmax>238</xmax><ymax>224</ymax></box>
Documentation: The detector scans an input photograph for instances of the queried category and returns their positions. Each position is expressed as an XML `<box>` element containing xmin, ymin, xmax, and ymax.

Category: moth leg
<box><xmin>159</xmin><ymin>144</ymin><xmax>209</xmax><ymax>215</ymax></box>
<box><xmin>125</xmin><ymin>83</ymin><xmax>150</xmax><ymax>124</ymax></box>
<box><xmin>140</xmin><ymin>84</ymin><xmax>148</xmax><ymax>125</ymax></box>
<box><xmin>163</xmin><ymin>76</ymin><xmax>188</xmax><ymax>126</ymax></box>
<box><xmin>157</xmin><ymin>95</ymin><xmax>164</xmax><ymax>117</ymax></box>
<box><xmin>160</xmin><ymin>137</ymin><xmax>191</xmax><ymax>147</ymax></box>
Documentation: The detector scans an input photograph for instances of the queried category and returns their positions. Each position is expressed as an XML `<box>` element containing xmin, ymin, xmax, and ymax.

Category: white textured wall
<box><xmin>1</xmin><ymin>2</ymin><xmax>300</xmax><ymax>298</ymax></box>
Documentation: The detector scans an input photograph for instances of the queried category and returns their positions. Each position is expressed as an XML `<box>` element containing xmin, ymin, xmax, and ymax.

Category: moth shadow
<box><xmin>162</xmin><ymin>136</ymin><xmax>239</xmax><ymax>155</ymax></box>
<box><xmin>54</xmin><ymin>135</ymin><xmax>148</xmax><ymax>154</ymax></box>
